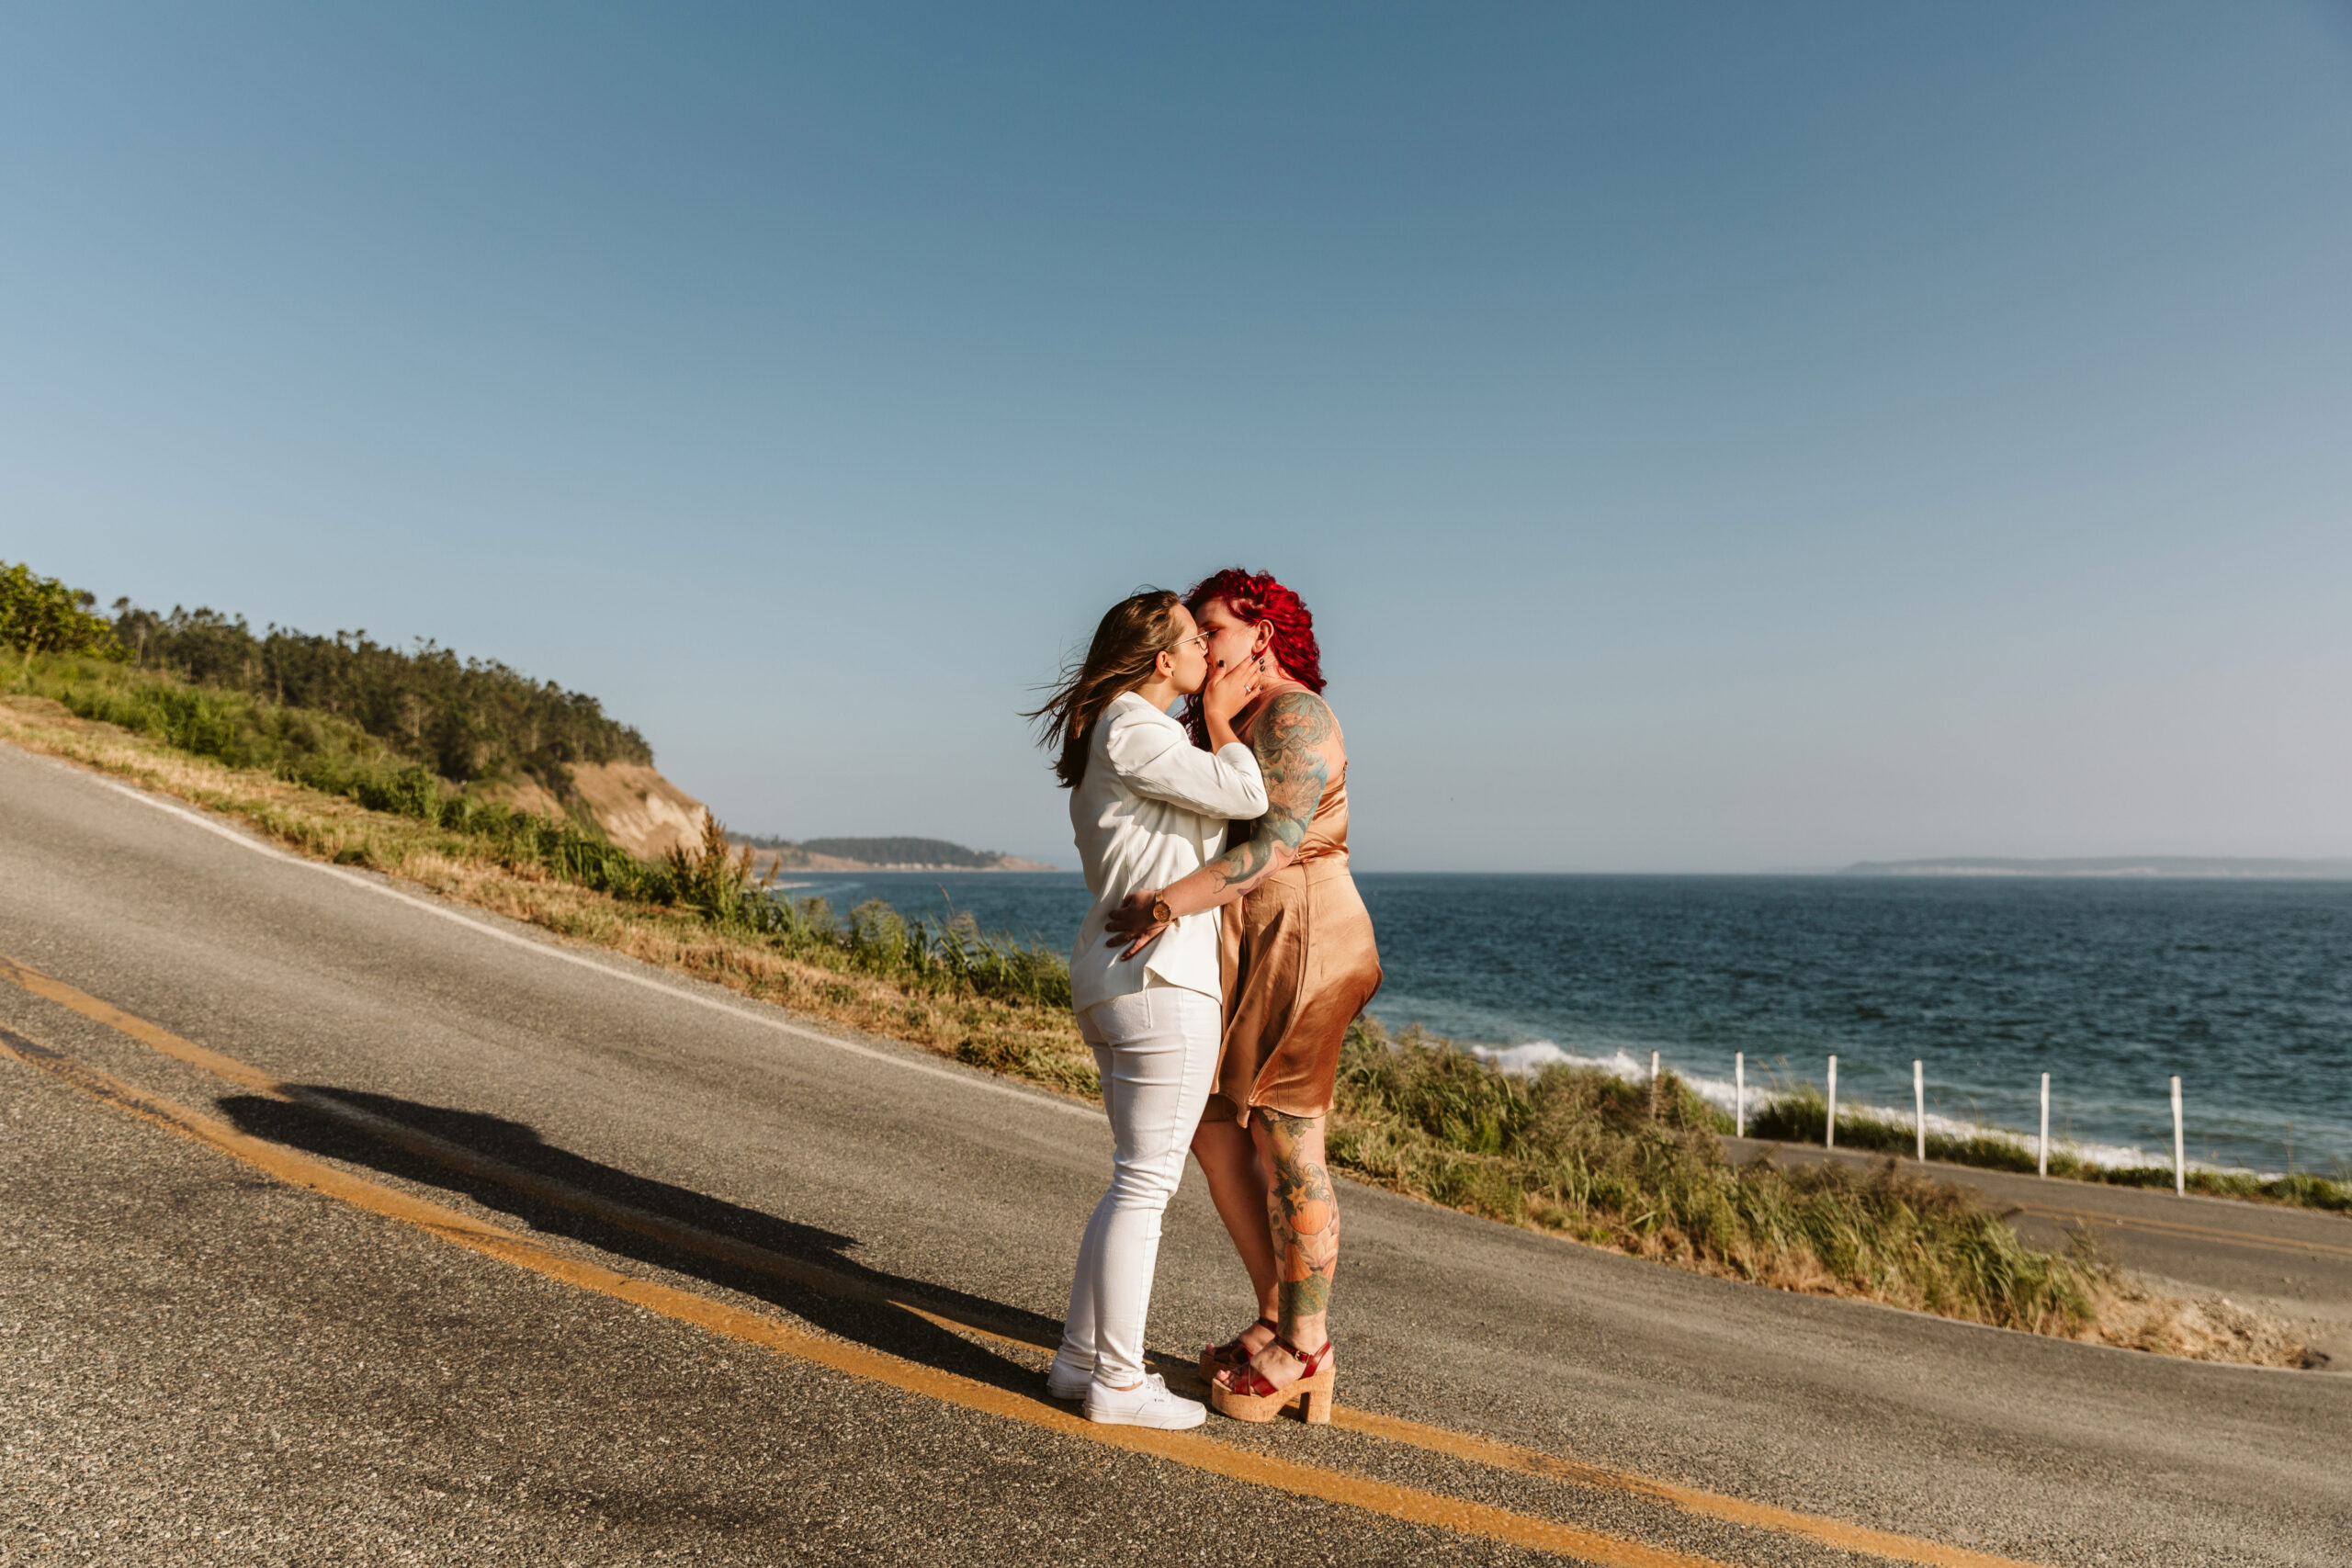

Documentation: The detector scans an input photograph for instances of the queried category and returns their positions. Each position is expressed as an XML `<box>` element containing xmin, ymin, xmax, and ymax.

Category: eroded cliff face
<box><xmin>475</xmin><ymin>761</ymin><xmax>710</xmax><ymax>859</ymax></box>
<box><xmin>564</xmin><ymin>761</ymin><xmax>711</xmax><ymax>860</ymax></box>
<box><xmin>484</xmin><ymin>773</ymin><xmax>568</xmax><ymax>823</ymax></box>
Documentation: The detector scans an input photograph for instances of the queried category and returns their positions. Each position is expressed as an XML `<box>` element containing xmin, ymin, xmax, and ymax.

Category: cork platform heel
<box><xmin>1207</xmin><ymin>1337</ymin><xmax>1335</xmax><ymax>1425</ymax></box>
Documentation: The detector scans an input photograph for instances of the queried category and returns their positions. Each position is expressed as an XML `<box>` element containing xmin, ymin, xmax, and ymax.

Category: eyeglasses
<box><xmin>1173</xmin><ymin>631</ymin><xmax>1209</xmax><ymax>652</ymax></box>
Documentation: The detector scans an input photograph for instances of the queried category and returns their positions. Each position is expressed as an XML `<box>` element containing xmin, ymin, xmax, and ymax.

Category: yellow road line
<box><xmin>0</xmin><ymin>953</ymin><xmax>282</xmax><ymax>1093</ymax></box>
<box><xmin>1326</xmin><ymin>1412</ymin><xmax>2051</xmax><ymax>1568</ymax></box>
<box><xmin>0</xmin><ymin>1021</ymin><xmax>1722</xmax><ymax>1568</ymax></box>
<box><xmin>2016</xmin><ymin>1203</ymin><xmax>2352</xmax><ymax>1264</ymax></box>
<box><xmin>0</xmin><ymin>952</ymin><xmax>2060</xmax><ymax>1568</ymax></box>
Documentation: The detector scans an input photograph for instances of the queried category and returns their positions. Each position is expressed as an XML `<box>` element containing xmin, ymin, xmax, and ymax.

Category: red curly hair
<box><xmin>1184</xmin><ymin>567</ymin><xmax>1325</xmax><ymax>694</ymax></box>
<box><xmin>1180</xmin><ymin>568</ymin><xmax>1323</xmax><ymax>748</ymax></box>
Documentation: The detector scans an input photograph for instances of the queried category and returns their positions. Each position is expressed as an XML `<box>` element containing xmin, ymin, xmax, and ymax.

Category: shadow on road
<box><xmin>216</xmin><ymin>1087</ymin><xmax>1084</xmax><ymax>1404</ymax></box>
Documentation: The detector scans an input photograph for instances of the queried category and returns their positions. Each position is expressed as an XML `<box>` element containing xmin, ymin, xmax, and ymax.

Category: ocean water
<box><xmin>770</xmin><ymin>870</ymin><xmax>2352</xmax><ymax>1178</ymax></box>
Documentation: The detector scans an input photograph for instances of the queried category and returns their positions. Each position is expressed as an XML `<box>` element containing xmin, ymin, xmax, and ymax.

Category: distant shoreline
<box><xmin>1839</xmin><ymin>856</ymin><xmax>2352</xmax><ymax>881</ymax></box>
<box><xmin>729</xmin><ymin>833</ymin><xmax>1056</xmax><ymax>875</ymax></box>
<box><xmin>741</xmin><ymin>848</ymin><xmax>1058</xmax><ymax>875</ymax></box>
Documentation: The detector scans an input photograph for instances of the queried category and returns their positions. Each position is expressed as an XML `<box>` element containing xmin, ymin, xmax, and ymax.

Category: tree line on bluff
<box><xmin>4</xmin><ymin>558</ymin><xmax>650</xmax><ymax>794</ymax></box>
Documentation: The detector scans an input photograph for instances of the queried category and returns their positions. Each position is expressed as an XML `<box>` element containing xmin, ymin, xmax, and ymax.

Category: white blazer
<box><xmin>1068</xmin><ymin>692</ymin><xmax>1267</xmax><ymax>1014</ymax></box>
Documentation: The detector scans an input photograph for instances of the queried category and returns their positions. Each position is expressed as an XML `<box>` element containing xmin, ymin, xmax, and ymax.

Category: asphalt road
<box><xmin>3</xmin><ymin>739</ymin><xmax>2347</xmax><ymax>1568</ymax></box>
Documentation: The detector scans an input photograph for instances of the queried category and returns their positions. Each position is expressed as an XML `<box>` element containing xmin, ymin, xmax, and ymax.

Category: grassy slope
<box><xmin>4</xmin><ymin>659</ymin><xmax>1088</xmax><ymax>1088</ymax></box>
<box><xmin>0</xmin><ymin>659</ymin><xmax>2312</xmax><ymax>1366</ymax></box>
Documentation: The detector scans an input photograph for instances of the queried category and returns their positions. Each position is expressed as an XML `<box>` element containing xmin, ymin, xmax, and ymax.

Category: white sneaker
<box><xmin>1083</xmin><ymin>1372</ymin><xmax>1206</xmax><ymax>1429</ymax></box>
<box><xmin>1046</xmin><ymin>1350</ymin><xmax>1093</xmax><ymax>1402</ymax></box>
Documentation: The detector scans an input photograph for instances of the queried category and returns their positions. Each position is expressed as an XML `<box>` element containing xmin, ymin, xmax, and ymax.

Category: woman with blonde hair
<box><xmin>1028</xmin><ymin>588</ymin><xmax>1265</xmax><ymax>1428</ymax></box>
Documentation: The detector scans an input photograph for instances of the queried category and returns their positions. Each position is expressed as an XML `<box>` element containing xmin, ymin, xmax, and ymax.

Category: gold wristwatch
<box><xmin>1149</xmin><ymin>893</ymin><xmax>1175</xmax><ymax>925</ymax></box>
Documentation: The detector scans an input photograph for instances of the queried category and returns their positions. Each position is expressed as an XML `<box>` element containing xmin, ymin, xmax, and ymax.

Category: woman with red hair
<box><xmin>1104</xmin><ymin>568</ymin><xmax>1381</xmax><ymax>1424</ymax></box>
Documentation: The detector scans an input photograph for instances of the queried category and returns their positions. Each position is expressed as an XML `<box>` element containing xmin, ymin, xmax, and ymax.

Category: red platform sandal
<box><xmin>1198</xmin><ymin>1316</ymin><xmax>1279</xmax><ymax>1382</ymax></box>
<box><xmin>1208</xmin><ymin>1337</ymin><xmax>1335</xmax><ymax>1425</ymax></box>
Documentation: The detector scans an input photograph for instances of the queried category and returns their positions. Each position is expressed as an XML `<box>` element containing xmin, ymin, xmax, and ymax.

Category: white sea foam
<box><xmin>1467</xmin><ymin>1040</ymin><xmax>1648</xmax><ymax>1081</ymax></box>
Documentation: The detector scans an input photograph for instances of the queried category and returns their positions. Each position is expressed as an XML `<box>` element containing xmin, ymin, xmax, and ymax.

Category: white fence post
<box><xmin>1826</xmin><ymin>1055</ymin><xmax>1838</xmax><ymax>1150</ymax></box>
<box><xmin>2171</xmin><ymin>1076</ymin><xmax>2185</xmax><ymax>1196</ymax></box>
<box><xmin>1913</xmin><ymin>1060</ymin><xmax>1925</xmax><ymax>1162</ymax></box>
<box><xmin>2038</xmin><ymin>1072</ymin><xmax>2051</xmax><ymax>1179</ymax></box>
<box><xmin>1735</xmin><ymin>1052</ymin><xmax>1746</xmax><ymax>1138</ymax></box>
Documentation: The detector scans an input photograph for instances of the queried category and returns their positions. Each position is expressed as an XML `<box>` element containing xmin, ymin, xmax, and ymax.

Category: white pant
<box><xmin>1057</xmin><ymin>981</ymin><xmax>1222</xmax><ymax>1387</ymax></box>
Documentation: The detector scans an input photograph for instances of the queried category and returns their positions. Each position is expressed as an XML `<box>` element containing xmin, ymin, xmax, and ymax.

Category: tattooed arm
<box><xmin>1104</xmin><ymin>689</ymin><xmax>1335</xmax><ymax>953</ymax></box>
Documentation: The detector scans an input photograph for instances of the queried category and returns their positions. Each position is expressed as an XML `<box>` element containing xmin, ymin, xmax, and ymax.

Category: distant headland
<box><xmin>734</xmin><ymin>833</ymin><xmax>1055</xmax><ymax>874</ymax></box>
<box><xmin>1839</xmin><ymin>856</ymin><xmax>2352</xmax><ymax>880</ymax></box>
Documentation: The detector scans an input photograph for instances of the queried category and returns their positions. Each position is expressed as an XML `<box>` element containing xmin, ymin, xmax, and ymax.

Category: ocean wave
<box><xmin>1464</xmin><ymin>1041</ymin><xmax>1645</xmax><ymax>1079</ymax></box>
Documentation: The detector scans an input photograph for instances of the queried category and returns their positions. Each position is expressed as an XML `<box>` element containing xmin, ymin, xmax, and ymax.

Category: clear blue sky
<box><xmin>7</xmin><ymin>3</ymin><xmax>2348</xmax><ymax>870</ymax></box>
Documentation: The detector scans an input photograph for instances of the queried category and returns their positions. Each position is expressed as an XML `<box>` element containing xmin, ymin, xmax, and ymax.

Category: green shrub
<box><xmin>0</xmin><ymin>562</ymin><xmax>124</xmax><ymax>660</ymax></box>
<box><xmin>850</xmin><ymin>900</ymin><xmax>914</xmax><ymax>970</ymax></box>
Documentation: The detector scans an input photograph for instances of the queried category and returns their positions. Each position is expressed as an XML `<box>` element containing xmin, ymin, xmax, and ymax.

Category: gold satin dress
<box><xmin>1204</xmin><ymin>711</ymin><xmax>1383</xmax><ymax>1124</ymax></box>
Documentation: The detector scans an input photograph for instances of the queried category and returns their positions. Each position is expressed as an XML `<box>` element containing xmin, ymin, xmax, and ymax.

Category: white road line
<box><xmin>93</xmin><ymin>775</ymin><xmax>1098</xmax><ymax>1122</ymax></box>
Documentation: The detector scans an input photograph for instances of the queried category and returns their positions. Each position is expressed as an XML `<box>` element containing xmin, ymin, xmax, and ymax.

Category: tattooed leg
<box><xmin>1191</xmin><ymin>1117</ymin><xmax>1280</xmax><ymax>1351</ymax></box>
<box><xmin>1250</xmin><ymin>1107</ymin><xmax>1338</xmax><ymax>1376</ymax></box>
